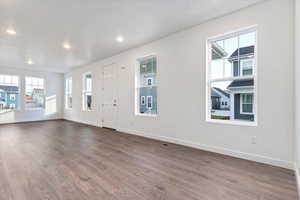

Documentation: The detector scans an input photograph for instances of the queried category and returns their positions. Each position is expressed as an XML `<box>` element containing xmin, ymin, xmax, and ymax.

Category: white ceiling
<box><xmin>0</xmin><ymin>0</ymin><xmax>265</xmax><ymax>73</ymax></box>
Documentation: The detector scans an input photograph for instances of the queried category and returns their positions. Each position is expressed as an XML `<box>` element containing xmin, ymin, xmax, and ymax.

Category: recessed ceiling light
<box><xmin>63</xmin><ymin>43</ymin><xmax>71</xmax><ymax>49</ymax></box>
<box><xmin>27</xmin><ymin>59</ymin><xmax>33</xmax><ymax>65</ymax></box>
<box><xmin>116</xmin><ymin>36</ymin><xmax>124</xmax><ymax>43</ymax></box>
<box><xmin>6</xmin><ymin>28</ymin><xmax>16</xmax><ymax>35</ymax></box>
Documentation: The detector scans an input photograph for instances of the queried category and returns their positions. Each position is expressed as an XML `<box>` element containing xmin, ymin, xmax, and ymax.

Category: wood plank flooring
<box><xmin>0</xmin><ymin>120</ymin><xmax>298</xmax><ymax>200</ymax></box>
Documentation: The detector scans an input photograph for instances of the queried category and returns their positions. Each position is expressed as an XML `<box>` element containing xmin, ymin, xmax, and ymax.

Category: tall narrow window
<box><xmin>136</xmin><ymin>55</ymin><xmax>157</xmax><ymax>116</ymax></box>
<box><xmin>207</xmin><ymin>27</ymin><xmax>256</xmax><ymax>125</ymax></box>
<box><xmin>83</xmin><ymin>73</ymin><xmax>92</xmax><ymax>111</ymax></box>
<box><xmin>65</xmin><ymin>77</ymin><xmax>72</xmax><ymax>109</ymax></box>
<box><xmin>25</xmin><ymin>77</ymin><xmax>45</xmax><ymax>109</ymax></box>
<box><xmin>0</xmin><ymin>74</ymin><xmax>20</xmax><ymax>112</ymax></box>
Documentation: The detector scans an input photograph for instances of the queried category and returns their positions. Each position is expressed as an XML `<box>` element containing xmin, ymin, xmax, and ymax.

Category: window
<box><xmin>83</xmin><ymin>73</ymin><xmax>92</xmax><ymax>111</ymax></box>
<box><xmin>136</xmin><ymin>55</ymin><xmax>157</xmax><ymax>116</ymax></box>
<box><xmin>240</xmin><ymin>93</ymin><xmax>253</xmax><ymax>114</ymax></box>
<box><xmin>65</xmin><ymin>78</ymin><xmax>72</xmax><ymax>109</ymax></box>
<box><xmin>241</xmin><ymin>59</ymin><xmax>253</xmax><ymax>76</ymax></box>
<box><xmin>10</xmin><ymin>94</ymin><xmax>16</xmax><ymax>101</ymax></box>
<box><xmin>141</xmin><ymin>96</ymin><xmax>146</xmax><ymax>105</ymax></box>
<box><xmin>0</xmin><ymin>74</ymin><xmax>20</xmax><ymax>112</ymax></box>
<box><xmin>147</xmin><ymin>96</ymin><xmax>153</xmax><ymax>109</ymax></box>
<box><xmin>147</xmin><ymin>77</ymin><xmax>153</xmax><ymax>86</ymax></box>
<box><xmin>25</xmin><ymin>77</ymin><xmax>45</xmax><ymax>109</ymax></box>
<box><xmin>207</xmin><ymin>27</ymin><xmax>256</xmax><ymax>125</ymax></box>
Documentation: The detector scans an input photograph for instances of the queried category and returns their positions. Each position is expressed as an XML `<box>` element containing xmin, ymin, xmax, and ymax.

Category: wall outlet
<box><xmin>251</xmin><ymin>136</ymin><xmax>257</xmax><ymax>144</ymax></box>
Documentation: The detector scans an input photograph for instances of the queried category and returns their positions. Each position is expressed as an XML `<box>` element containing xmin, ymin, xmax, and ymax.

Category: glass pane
<box><xmin>87</xmin><ymin>95</ymin><xmax>92</xmax><ymax>110</ymax></box>
<box><xmin>25</xmin><ymin>77</ymin><xmax>45</xmax><ymax>109</ymax></box>
<box><xmin>0</xmin><ymin>75</ymin><xmax>20</xmax><ymax>112</ymax></box>
<box><xmin>139</xmin><ymin>57</ymin><xmax>157</xmax><ymax>87</ymax></box>
<box><xmin>242</xmin><ymin>104</ymin><xmax>253</xmax><ymax>113</ymax></box>
<box><xmin>239</xmin><ymin>32</ymin><xmax>255</xmax><ymax>48</ymax></box>
<box><xmin>224</xmin><ymin>36</ymin><xmax>238</xmax><ymax>59</ymax></box>
<box><xmin>211</xmin><ymin>60</ymin><xmax>223</xmax><ymax>79</ymax></box>
<box><xmin>138</xmin><ymin>86</ymin><xmax>157</xmax><ymax>115</ymax></box>
<box><xmin>210</xmin><ymin>81</ymin><xmax>231</xmax><ymax>120</ymax></box>
<box><xmin>224</xmin><ymin>60</ymin><xmax>232</xmax><ymax>78</ymax></box>
<box><xmin>86</xmin><ymin>78</ymin><xmax>92</xmax><ymax>92</ymax></box>
<box><xmin>211</xmin><ymin>41</ymin><xmax>225</xmax><ymax>60</ymax></box>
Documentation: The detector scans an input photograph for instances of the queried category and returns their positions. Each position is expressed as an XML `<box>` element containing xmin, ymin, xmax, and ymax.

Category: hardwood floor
<box><xmin>0</xmin><ymin>120</ymin><xmax>297</xmax><ymax>200</ymax></box>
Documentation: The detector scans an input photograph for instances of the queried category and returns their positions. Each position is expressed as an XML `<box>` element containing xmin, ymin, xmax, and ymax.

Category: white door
<box><xmin>102</xmin><ymin>64</ymin><xmax>118</xmax><ymax>129</ymax></box>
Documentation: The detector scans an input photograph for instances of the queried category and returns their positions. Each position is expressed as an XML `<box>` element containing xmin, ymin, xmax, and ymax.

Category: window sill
<box><xmin>206</xmin><ymin>118</ymin><xmax>257</xmax><ymax>127</ymax></box>
<box><xmin>135</xmin><ymin>113</ymin><xmax>158</xmax><ymax>118</ymax></box>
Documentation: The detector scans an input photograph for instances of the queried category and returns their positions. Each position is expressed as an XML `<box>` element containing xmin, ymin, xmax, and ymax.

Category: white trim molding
<box><xmin>118</xmin><ymin>127</ymin><xmax>294</xmax><ymax>169</ymax></box>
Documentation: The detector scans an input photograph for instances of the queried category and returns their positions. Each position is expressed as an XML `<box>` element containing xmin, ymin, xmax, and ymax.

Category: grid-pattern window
<box><xmin>65</xmin><ymin>78</ymin><xmax>72</xmax><ymax>109</ymax></box>
<box><xmin>83</xmin><ymin>73</ymin><xmax>92</xmax><ymax>111</ymax></box>
<box><xmin>25</xmin><ymin>77</ymin><xmax>45</xmax><ymax>109</ymax></box>
<box><xmin>0</xmin><ymin>74</ymin><xmax>20</xmax><ymax>112</ymax></box>
<box><xmin>207</xmin><ymin>27</ymin><xmax>256</xmax><ymax>124</ymax></box>
<box><xmin>240</xmin><ymin>93</ymin><xmax>253</xmax><ymax>114</ymax></box>
<box><xmin>136</xmin><ymin>55</ymin><xmax>157</xmax><ymax>115</ymax></box>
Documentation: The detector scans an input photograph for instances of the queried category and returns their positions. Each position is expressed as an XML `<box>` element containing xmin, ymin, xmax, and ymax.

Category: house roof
<box><xmin>212</xmin><ymin>43</ymin><xmax>228</xmax><ymax>59</ymax></box>
<box><xmin>0</xmin><ymin>85</ymin><xmax>19</xmax><ymax>92</ymax></box>
<box><xmin>212</xmin><ymin>87</ymin><xmax>230</xmax><ymax>98</ymax></box>
<box><xmin>227</xmin><ymin>79</ymin><xmax>254</xmax><ymax>88</ymax></box>
<box><xmin>229</xmin><ymin>45</ymin><xmax>254</xmax><ymax>60</ymax></box>
<box><xmin>211</xmin><ymin>89</ymin><xmax>219</xmax><ymax>97</ymax></box>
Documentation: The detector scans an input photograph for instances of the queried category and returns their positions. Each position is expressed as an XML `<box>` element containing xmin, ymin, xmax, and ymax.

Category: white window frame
<box><xmin>146</xmin><ymin>96</ymin><xmax>153</xmax><ymax>110</ymax></box>
<box><xmin>240</xmin><ymin>93</ymin><xmax>254</xmax><ymax>114</ymax></box>
<box><xmin>141</xmin><ymin>96</ymin><xmax>146</xmax><ymax>105</ymax></box>
<box><xmin>206</xmin><ymin>26</ymin><xmax>258</xmax><ymax>126</ymax></box>
<box><xmin>82</xmin><ymin>72</ymin><xmax>92</xmax><ymax>111</ymax></box>
<box><xmin>65</xmin><ymin>77</ymin><xmax>72</xmax><ymax>109</ymax></box>
<box><xmin>135</xmin><ymin>54</ymin><xmax>158</xmax><ymax>117</ymax></box>
<box><xmin>241</xmin><ymin>58</ymin><xmax>254</xmax><ymax>76</ymax></box>
<box><xmin>25</xmin><ymin>76</ymin><xmax>46</xmax><ymax>110</ymax></box>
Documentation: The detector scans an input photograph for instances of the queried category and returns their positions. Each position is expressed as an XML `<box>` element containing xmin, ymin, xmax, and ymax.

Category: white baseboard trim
<box><xmin>63</xmin><ymin>118</ymin><xmax>101</xmax><ymax>128</ymax></box>
<box><xmin>295</xmin><ymin>163</ymin><xmax>300</xmax><ymax>200</ymax></box>
<box><xmin>0</xmin><ymin>117</ymin><xmax>63</xmax><ymax>125</ymax></box>
<box><xmin>118</xmin><ymin>128</ymin><xmax>294</xmax><ymax>170</ymax></box>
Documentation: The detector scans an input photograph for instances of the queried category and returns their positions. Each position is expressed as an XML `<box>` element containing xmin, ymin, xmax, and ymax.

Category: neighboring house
<box><xmin>0</xmin><ymin>85</ymin><xmax>19</xmax><ymax>110</ymax></box>
<box><xmin>139</xmin><ymin>59</ymin><xmax>157</xmax><ymax>114</ymax></box>
<box><xmin>211</xmin><ymin>87</ymin><xmax>230</xmax><ymax>110</ymax></box>
<box><xmin>211</xmin><ymin>43</ymin><xmax>228</xmax><ymax>59</ymax></box>
<box><xmin>32</xmin><ymin>88</ymin><xmax>45</xmax><ymax>107</ymax></box>
<box><xmin>227</xmin><ymin>45</ymin><xmax>255</xmax><ymax>121</ymax></box>
<box><xmin>210</xmin><ymin>45</ymin><xmax>255</xmax><ymax>121</ymax></box>
<box><xmin>211</xmin><ymin>87</ymin><xmax>230</xmax><ymax>118</ymax></box>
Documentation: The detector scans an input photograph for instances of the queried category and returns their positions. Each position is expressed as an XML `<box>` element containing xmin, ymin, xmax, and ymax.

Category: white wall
<box><xmin>295</xmin><ymin>0</ymin><xmax>300</xmax><ymax>189</ymax></box>
<box><xmin>0</xmin><ymin>67</ymin><xmax>64</xmax><ymax>124</ymax></box>
<box><xmin>65</xmin><ymin>0</ymin><xmax>295</xmax><ymax>169</ymax></box>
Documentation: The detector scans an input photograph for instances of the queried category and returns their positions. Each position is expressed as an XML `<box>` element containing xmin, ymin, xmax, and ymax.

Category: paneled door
<box><xmin>102</xmin><ymin>64</ymin><xmax>118</xmax><ymax>129</ymax></box>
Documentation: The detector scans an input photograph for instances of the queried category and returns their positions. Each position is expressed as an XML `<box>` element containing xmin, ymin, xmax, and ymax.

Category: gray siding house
<box><xmin>227</xmin><ymin>45</ymin><xmax>255</xmax><ymax>121</ymax></box>
<box><xmin>211</xmin><ymin>45</ymin><xmax>255</xmax><ymax>122</ymax></box>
